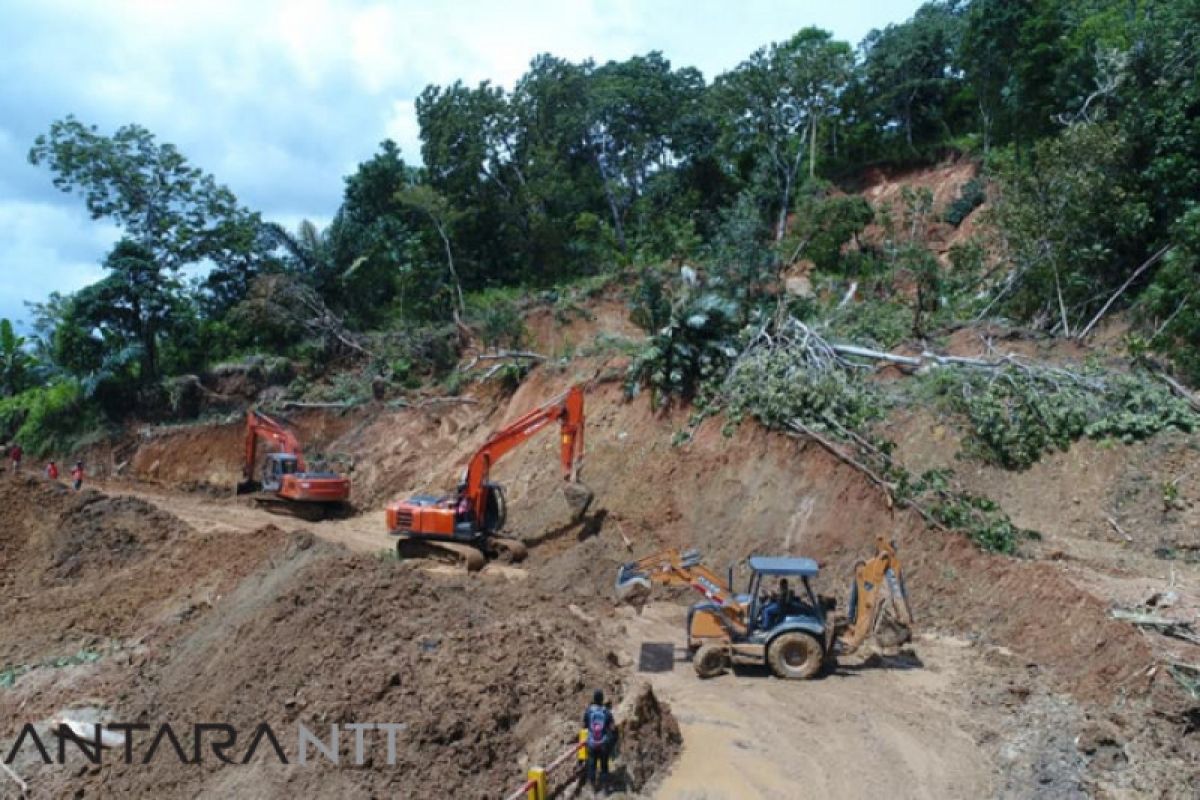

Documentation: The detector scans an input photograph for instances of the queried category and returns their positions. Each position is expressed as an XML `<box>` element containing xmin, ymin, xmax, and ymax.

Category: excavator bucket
<box><xmin>614</xmin><ymin>563</ymin><xmax>653</xmax><ymax>607</ymax></box>
<box><xmin>562</xmin><ymin>481</ymin><xmax>595</xmax><ymax>520</ymax></box>
<box><xmin>236</xmin><ymin>478</ymin><xmax>260</xmax><ymax>495</ymax></box>
<box><xmin>874</xmin><ymin>611</ymin><xmax>912</xmax><ymax>649</ymax></box>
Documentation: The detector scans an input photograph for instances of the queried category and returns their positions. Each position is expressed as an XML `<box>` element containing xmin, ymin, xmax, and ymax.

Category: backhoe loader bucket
<box><xmin>614</xmin><ymin>563</ymin><xmax>652</xmax><ymax>607</ymax></box>
<box><xmin>562</xmin><ymin>481</ymin><xmax>595</xmax><ymax>520</ymax></box>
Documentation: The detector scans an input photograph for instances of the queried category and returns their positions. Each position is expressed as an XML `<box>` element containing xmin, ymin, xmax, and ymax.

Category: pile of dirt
<box><xmin>50</xmin><ymin>492</ymin><xmax>191</xmax><ymax>580</ymax></box>
<box><xmin>0</xmin><ymin>472</ymin><xmax>293</xmax><ymax>679</ymax></box>
<box><xmin>615</xmin><ymin>684</ymin><xmax>683</xmax><ymax>791</ymax></box>
<box><xmin>35</xmin><ymin>545</ymin><xmax>674</xmax><ymax>798</ymax></box>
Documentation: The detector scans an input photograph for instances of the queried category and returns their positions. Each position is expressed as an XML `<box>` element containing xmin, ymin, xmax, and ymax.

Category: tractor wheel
<box><xmin>692</xmin><ymin>643</ymin><xmax>729</xmax><ymax>679</ymax></box>
<box><xmin>767</xmin><ymin>632</ymin><xmax>824</xmax><ymax>680</ymax></box>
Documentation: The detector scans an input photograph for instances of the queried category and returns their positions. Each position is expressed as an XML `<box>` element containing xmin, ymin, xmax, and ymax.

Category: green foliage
<box><xmin>990</xmin><ymin>124</ymin><xmax>1150</xmax><ymax>332</ymax></box>
<box><xmin>826</xmin><ymin>298</ymin><xmax>911</xmax><ymax>350</ymax></box>
<box><xmin>370</xmin><ymin>324</ymin><xmax>461</xmax><ymax>387</ymax></box>
<box><xmin>304</xmin><ymin>371</ymin><xmax>375</xmax><ymax>405</ymax></box>
<box><xmin>17</xmin><ymin>3</ymin><xmax>1200</xmax><ymax>446</ymax></box>
<box><xmin>0</xmin><ymin>319</ymin><xmax>35</xmax><ymax>397</ymax></box>
<box><xmin>0</xmin><ymin>380</ymin><xmax>102</xmax><ymax>456</ymax></box>
<box><xmin>629</xmin><ymin>268</ymin><xmax>671</xmax><ymax>333</ymax></box>
<box><xmin>28</xmin><ymin>116</ymin><xmax>270</xmax><ymax>313</ymax></box>
<box><xmin>922</xmin><ymin>367</ymin><xmax>1198</xmax><ymax>470</ymax></box>
<box><xmin>944</xmin><ymin>176</ymin><xmax>986</xmax><ymax>226</ymax></box>
<box><xmin>0</xmin><ymin>648</ymin><xmax>103</xmax><ymax>690</ymax></box>
<box><xmin>625</xmin><ymin>291</ymin><xmax>742</xmax><ymax>405</ymax></box>
<box><xmin>895</xmin><ymin>469</ymin><xmax>1028</xmax><ymax>554</ymax></box>
<box><xmin>855</xmin><ymin>1</ymin><xmax>970</xmax><ymax>158</ymax></box>
<box><xmin>788</xmin><ymin>189</ymin><xmax>874</xmax><ymax>274</ymax></box>
<box><xmin>724</xmin><ymin>347</ymin><xmax>883</xmax><ymax>433</ymax></box>
<box><xmin>467</xmin><ymin>290</ymin><xmax>526</xmax><ymax>352</ymax></box>
<box><xmin>1139</xmin><ymin>206</ymin><xmax>1200</xmax><ymax>382</ymax></box>
<box><xmin>708</xmin><ymin>193</ymin><xmax>777</xmax><ymax>297</ymax></box>
<box><xmin>715</xmin><ymin>28</ymin><xmax>855</xmax><ymax>238</ymax></box>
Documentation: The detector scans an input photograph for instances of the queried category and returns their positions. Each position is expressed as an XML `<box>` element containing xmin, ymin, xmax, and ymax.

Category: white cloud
<box><xmin>0</xmin><ymin>200</ymin><xmax>117</xmax><ymax>327</ymax></box>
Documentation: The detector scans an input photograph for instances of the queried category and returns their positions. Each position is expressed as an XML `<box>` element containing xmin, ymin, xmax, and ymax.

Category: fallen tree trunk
<box><xmin>281</xmin><ymin>401</ymin><xmax>355</xmax><ymax>410</ymax></box>
<box><xmin>1077</xmin><ymin>244</ymin><xmax>1172</xmax><ymax>340</ymax></box>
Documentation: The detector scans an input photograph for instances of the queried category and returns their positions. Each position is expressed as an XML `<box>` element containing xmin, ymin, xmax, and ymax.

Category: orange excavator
<box><xmin>386</xmin><ymin>385</ymin><xmax>593</xmax><ymax>570</ymax></box>
<box><xmin>236</xmin><ymin>409</ymin><xmax>351</xmax><ymax>517</ymax></box>
<box><xmin>614</xmin><ymin>536</ymin><xmax>912</xmax><ymax>679</ymax></box>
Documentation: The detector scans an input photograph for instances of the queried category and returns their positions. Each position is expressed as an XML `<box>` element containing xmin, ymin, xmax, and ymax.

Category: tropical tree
<box><xmin>585</xmin><ymin>53</ymin><xmax>706</xmax><ymax>251</ymax></box>
<box><xmin>0</xmin><ymin>319</ymin><xmax>35</xmax><ymax>397</ymax></box>
<box><xmin>28</xmin><ymin>117</ymin><xmax>271</xmax><ymax>313</ymax></box>
<box><xmin>858</xmin><ymin>2</ymin><xmax>967</xmax><ymax>152</ymax></box>
<box><xmin>716</xmin><ymin>28</ymin><xmax>854</xmax><ymax>240</ymax></box>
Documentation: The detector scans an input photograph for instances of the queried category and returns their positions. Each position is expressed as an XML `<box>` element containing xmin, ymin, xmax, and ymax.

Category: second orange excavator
<box><xmin>236</xmin><ymin>408</ymin><xmax>351</xmax><ymax>518</ymax></box>
<box><xmin>385</xmin><ymin>384</ymin><xmax>593</xmax><ymax>570</ymax></box>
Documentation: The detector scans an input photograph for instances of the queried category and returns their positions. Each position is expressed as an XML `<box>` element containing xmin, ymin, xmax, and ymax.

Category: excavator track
<box><xmin>395</xmin><ymin>536</ymin><xmax>486</xmax><ymax>572</ymax></box>
<box><xmin>244</xmin><ymin>493</ymin><xmax>334</xmax><ymax>522</ymax></box>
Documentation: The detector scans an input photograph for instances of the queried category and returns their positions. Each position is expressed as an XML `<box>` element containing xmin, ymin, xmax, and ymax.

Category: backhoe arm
<box><xmin>615</xmin><ymin>548</ymin><xmax>749</xmax><ymax>634</ymax></box>
<box><xmin>838</xmin><ymin>536</ymin><xmax>913</xmax><ymax>653</ymax></box>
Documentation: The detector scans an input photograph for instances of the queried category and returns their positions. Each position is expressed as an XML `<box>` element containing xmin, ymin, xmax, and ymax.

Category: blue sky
<box><xmin>0</xmin><ymin>0</ymin><xmax>924</xmax><ymax>330</ymax></box>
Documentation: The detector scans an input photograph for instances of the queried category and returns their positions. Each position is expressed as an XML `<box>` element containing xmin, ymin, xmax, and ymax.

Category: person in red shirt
<box><xmin>9</xmin><ymin>442</ymin><xmax>22</xmax><ymax>473</ymax></box>
<box><xmin>46</xmin><ymin>460</ymin><xmax>59</xmax><ymax>480</ymax></box>
<box><xmin>71</xmin><ymin>460</ymin><xmax>84</xmax><ymax>491</ymax></box>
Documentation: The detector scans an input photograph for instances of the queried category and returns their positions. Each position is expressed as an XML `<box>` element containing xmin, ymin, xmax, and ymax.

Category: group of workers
<box><xmin>3</xmin><ymin>442</ymin><xmax>84</xmax><ymax>490</ymax></box>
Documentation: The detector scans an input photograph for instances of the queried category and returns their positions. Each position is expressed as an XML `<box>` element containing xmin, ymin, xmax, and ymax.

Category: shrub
<box><xmin>944</xmin><ymin>176</ymin><xmax>986</xmax><ymax>227</ymax></box>
<box><xmin>468</xmin><ymin>292</ymin><xmax>526</xmax><ymax>352</ymax></box>
<box><xmin>0</xmin><ymin>380</ymin><xmax>103</xmax><ymax>456</ymax></box>
<box><xmin>724</xmin><ymin>347</ymin><xmax>883</xmax><ymax>433</ymax></box>
<box><xmin>625</xmin><ymin>292</ymin><xmax>743</xmax><ymax>406</ymax></box>
<box><xmin>922</xmin><ymin>366</ymin><xmax>1198</xmax><ymax>469</ymax></box>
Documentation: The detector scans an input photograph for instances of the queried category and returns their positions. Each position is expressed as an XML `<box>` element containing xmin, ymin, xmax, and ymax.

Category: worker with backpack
<box><xmin>582</xmin><ymin>688</ymin><xmax>616</xmax><ymax>792</ymax></box>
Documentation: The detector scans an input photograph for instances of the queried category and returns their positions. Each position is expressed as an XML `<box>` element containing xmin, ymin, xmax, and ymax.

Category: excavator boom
<box><xmin>461</xmin><ymin>385</ymin><xmax>588</xmax><ymax>524</ymax></box>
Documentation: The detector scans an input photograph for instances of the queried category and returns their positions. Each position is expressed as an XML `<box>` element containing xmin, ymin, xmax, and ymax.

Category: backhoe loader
<box><xmin>235</xmin><ymin>409</ymin><xmax>351</xmax><ymax>519</ymax></box>
<box><xmin>385</xmin><ymin>385</ymin><xmax>593</xmax><ymax>570</ymax></box>
<box><xmin>614</xmin><ymin>536</ymin><xmax>912</xmax><ymax>679</ymax></box>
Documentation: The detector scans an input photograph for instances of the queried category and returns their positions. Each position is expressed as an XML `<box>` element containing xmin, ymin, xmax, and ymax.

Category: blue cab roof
<box><xmin>748</xmin><ymin>556</ymin><xmax>820</xmax><ymax>577</ymax></box>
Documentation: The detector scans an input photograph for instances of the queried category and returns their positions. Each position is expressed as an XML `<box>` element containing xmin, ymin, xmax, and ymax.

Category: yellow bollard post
<box><xmin>577</xmin><ymin>729</ymin><xmax>589</xmax><ymax>763</ymax></box>
<box><xmin>526</xmin><ymin>766</ymin><xmax>546</xmax><ymax>800</ymax></box>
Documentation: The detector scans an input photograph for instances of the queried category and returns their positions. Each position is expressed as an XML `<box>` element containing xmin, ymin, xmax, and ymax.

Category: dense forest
<box><xmin>3</xmin><ymin>0</ymin><xmax>1199</xmax><ymax>458</ymax></box>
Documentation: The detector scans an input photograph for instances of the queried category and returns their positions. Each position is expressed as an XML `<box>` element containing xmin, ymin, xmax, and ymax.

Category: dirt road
<box><xmin>97</xmin><ymin>480</ymin><xmax>394</xmax><ymax>554</ymax></box>
<box><xmin>618</xmin><ymin>604</ymin><xmax>995</xmax><ymax>800</ymax></box>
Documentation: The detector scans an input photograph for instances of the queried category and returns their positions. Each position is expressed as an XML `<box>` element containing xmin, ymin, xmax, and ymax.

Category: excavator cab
<box><xmin>451</xmin><ymin>481</ymin><xmax>507</xmax><ymax>536</ymax></box>
<box><xmin>741</xmin><ymin>557</ymin><xmax>826</xmax><ymax>637</ymax></box>
<box><xmin>261</xmin><ymin>453</ymin><xmax>300</xmax><ymax>493</ymax></box>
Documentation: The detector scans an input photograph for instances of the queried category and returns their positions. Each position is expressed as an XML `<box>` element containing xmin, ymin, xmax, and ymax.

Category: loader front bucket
<box><xmin>562</xmin><ymin>481</ymin><xmax>594</xmax><ymax>520</ymax></box>
<box><xmin>614</xmin><ymin>563</ymin><xmax>652</xmax><ymax>607</ymax></box>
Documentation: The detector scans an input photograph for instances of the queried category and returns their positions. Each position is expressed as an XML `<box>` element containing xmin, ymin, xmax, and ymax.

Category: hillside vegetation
<box><xmin>4</xmin><ymin>0</ymin><xmax>1200</xmax><ymax>487</ymax></box>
